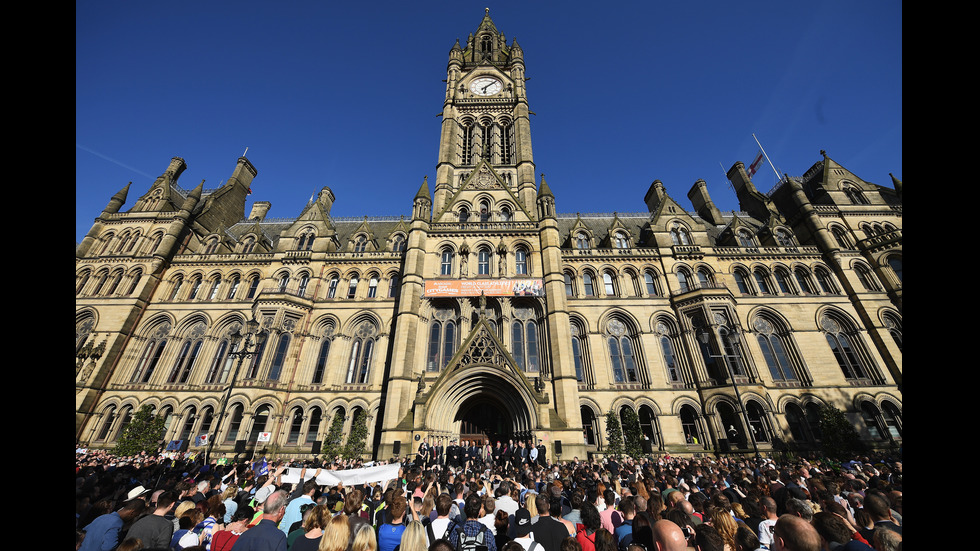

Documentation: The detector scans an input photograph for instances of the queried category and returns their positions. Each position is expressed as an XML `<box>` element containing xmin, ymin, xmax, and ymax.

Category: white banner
<box><xmin>281</xmin><ymin>463</ymin><xmax>401</xmax><ymax>487</ymax></box>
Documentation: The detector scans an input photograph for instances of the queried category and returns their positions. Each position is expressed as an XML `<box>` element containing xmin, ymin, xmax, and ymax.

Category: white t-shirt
<box><xmin>758</xmin><ymin>518</ymin><xmax>777</xmax><ymax>549</ymax></box>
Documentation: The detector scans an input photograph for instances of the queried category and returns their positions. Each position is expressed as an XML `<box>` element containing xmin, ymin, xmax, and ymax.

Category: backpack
<box><xmin>453</xmin><ymin>523</ymin><xmax>489</xmax><ymax>551</ymax></box>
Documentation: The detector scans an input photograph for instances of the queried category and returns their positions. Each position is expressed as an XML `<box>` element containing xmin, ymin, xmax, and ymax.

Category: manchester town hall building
<box><xmin>75</xmin><ymin>12</ymin><xmax>903</xmax><ymax>461</ymax></box>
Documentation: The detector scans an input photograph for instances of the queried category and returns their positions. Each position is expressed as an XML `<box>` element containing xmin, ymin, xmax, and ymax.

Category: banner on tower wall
<box><xmin>423</xmin><ymin>278</ymin><xmax>545</xmax><ymax>297</ymax></box>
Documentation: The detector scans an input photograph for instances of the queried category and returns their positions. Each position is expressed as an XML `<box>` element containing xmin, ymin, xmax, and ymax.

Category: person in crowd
<box><xmin>210</xmin><ymin>506</ymin><xmax>254</xmax><ymax>551</ymax></box>
<box><xmin>79</xmin><ymin>498</ymin><xmax>146</xmax><ymax>551</ymax></box>
<box><xmin>233</xmin><ymin>489</ymin><xmax>289</xmax><ymax>551</ymax></box>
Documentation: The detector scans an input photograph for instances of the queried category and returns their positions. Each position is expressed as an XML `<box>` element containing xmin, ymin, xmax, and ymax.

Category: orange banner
<box><xmin>423</xmin><ymin>278</ymin><xmax>545</xmax><ymax>297</ymax></box>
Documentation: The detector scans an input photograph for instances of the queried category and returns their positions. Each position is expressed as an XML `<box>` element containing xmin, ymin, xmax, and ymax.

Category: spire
<box><xmin>890</xmin><ymin>173</ymin><xmax>902</xmax><ymax>199</ymax></box>
<box><xmin>416</xmin><ymin>175</ymin><xmax>431</xmax><ymax>200</ymax></box>
<box><xmin>104</xmin><ymin>182</ymin><xmax>131</xmax><ymax>214</ymax></box>
<box><xmin>538</xmin><ymin>174</ymin><xmax>553</xmax><ymax>198</ymax></box>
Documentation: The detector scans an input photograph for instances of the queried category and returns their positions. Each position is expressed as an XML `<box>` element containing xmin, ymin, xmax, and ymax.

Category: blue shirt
<box><xmin>79</xmin><ymin>511</ymin><xmax>123</xmax><ymax>551</ymax></box>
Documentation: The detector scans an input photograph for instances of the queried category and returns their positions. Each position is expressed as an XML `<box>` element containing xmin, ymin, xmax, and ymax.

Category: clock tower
<box><xmin>433</xmin><ymin>8</ymin><xmax>536</xmax><ymax>218</ymax></box>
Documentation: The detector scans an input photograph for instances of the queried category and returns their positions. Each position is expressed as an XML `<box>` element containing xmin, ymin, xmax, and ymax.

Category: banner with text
<box><xmin>423</xmin><ymin>278</ymin><xmax>545</xmax><ymax>297</ymax></box>
<box><xmin>282</xmin><ymin>463</ymin><xmax>401</xmax><ymax>487</ymax></box>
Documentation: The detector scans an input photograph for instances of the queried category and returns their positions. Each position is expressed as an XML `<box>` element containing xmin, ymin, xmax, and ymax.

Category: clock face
<box><xmin>469</xmin><ymin>76</ymin><xmax>502</xmax><ymax>96</ymax></box>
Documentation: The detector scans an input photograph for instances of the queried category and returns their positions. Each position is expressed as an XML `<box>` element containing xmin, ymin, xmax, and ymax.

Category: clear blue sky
<box><xmin>76</xmin><ymin>1</ymin><xmax>902</xmax><ymax>243</ymax></box>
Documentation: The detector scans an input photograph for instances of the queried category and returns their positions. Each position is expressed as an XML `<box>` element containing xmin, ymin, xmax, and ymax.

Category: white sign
<box><xmin>257</xmin><ymin>432</ymin><xmax>272</xmax><ymax>443</ymax></box>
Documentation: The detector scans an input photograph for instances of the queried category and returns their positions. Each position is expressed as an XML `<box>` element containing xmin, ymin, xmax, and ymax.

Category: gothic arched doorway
<box><xmin>422</xmin><ymin>368</ymin><xmax>537</xmax><ymax>444</ymax></box>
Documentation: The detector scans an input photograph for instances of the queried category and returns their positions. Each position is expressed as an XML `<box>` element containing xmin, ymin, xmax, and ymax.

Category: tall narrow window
<box><xmin>794</xmin><ymin>269</ymin><xmax>813</xmax><ymax>294</ymax></box>
<box><xmin>478</xmin><ymin>248</ymin><xmax>491</xmax><ymax>275</ymax></box>
<box><xmin>564</xmin><ymin>273</ymin><xmax>574</xmax><ymax>296</ymax></box>
<box><xmin>267</xmin><ymin>334</ymin><xmax>290</xmax><ymax>381</ymax></box>
<box><xmin>367</xmin><ymin>276</ymin><xmax>379</xmax><ymax>298</ymax></box>
<box><xmin>440</xmin><ymin>250</ymin><xmax>453</xmax><ymax>276</ymax></box>
<box><xmin>774</xmin><ymin>269</ymin><xmax>793</xmax><ymax>294</ymax></box>
<box><xmin>511</xmin><ymin>320</ymin><xmax>541</xmax><ymax>372</ymax></box>
<box><xmin>306</xmin><ymin>407</ymin><xmax>322</xmax><ymax>444</ymax></box>
<box><xmin>132</xmin><ymin>338</ymin><xmax>167</xmax><ymax>383</ymax></box>
<box><xmin>754</xmin><ymin>270</ymin><xmax>772</xmax><ymax>294</ymax></box>
<box><xmin>188</xmin><ymin>276</ymin><xmax>203</xmax><ymax>300</ymax></box>
<box><xmin>733</xmin><ymin>270</ymin><xmax>751</xmax><ymax>294</ymax></box>
<box><xmin>603</xmin><ymin>272</ymin><xmax>616</xmax><ymax>296</ymax></box>
<box><xmin>388</xmin><ymin>275</ymin><xmax>399</xmax><ymax>298</ymax></box>
<box><xmin>758</xmin><ymin>333</ymin><xmax>796</xmax><ymax>381</ymax></box>
<box><xmin>347</xmin><ymin>277</ymin><xmax>359</xmax><ymax>299</ymax></box>
<box><xmin>245</xmin><ymin>277</ymin><xmax>260</xmax><ymax>299</ymax></box>
<box><xmin>607</xmin><ymin>319</ymin><xmax>638</xmax><ymax>383</ymax></box>
<box><xmin>583</xmin><ymin>272</ymin><xmax>595</xmax><ymax>296</ymax></box>
<box><xmin>644</xmin><ymin>272</ymin><xmax>658</xmax><ymax>296</ymax></box>
<box><xmin>206</xmin><ymin>340</ymin><xmax>230</xmax><ymax>384</ymax></box>
<box><xmin>327</xmin><ymin>276</ymin><xmax>339</xmax><ymax>298</ymax></box>
<box><xmin>515</xmin><ymin>248</ymin><xmax>528</xmax><ymax>275</ymax></box>
<box><xmin>427</xmin><ymin>311</ymin><xmax>457</xmax><ymax>371</ymax></box>
<box><xmin>346</xmin><ymin>322</ymin><xmax>376</xmax><ymax>384</ymax></box>
<box><xmin>571</xmin><ymin>334</ymin><xmax>584</xmax><ymax>382</ymax></box>
<box><xmin>676</xmin><ymin>270</ymin><xmax>691</xmax><ymax>293</ymax></box>
<box><xmin>298</xmin><ymin>274</ymin><xmax>310</xmax><ymax>297</ymax></box>
<box><xmin>823</xmin><ymin>315</ymin><xmax>867</xmax><ymax>380</ymax></box>
<box><xmin>311</xmin><ymin>338</ymin><xmax>331</xmax><ymax>384</ymax></box>
<box><xmin>353</xmin><ymin>235</ymin><xmax>367</xmax><ymax>253</ymax></box>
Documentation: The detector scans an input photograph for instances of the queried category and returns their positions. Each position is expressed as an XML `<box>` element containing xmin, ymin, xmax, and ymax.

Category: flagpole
<box><xmin>752</xmin><ymin>133</ymin><xmax>781</xmax><ymax>180</ymax></box>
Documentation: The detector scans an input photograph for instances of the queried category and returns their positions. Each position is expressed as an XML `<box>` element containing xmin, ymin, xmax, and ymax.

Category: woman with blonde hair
<box><xmin>319</xmin><ymin>513</ymin><xmax>351</xmax><ymax>551</ymax></box>
<box><xmin>292</xmin><ymin>504</ymin><xmax>331</xmax><ymax>551</ymax></box>
<box><xmin>707</xmin><ymin>507</ymin><xmax>738</xmax><ymax>551</ymax></box>
<box><xmin>524</xmin><ymin>493</ymin><xmax>538</xmax><ymax>519</ymax></box>
<box><xmin>351</xmin><ymin>523</ymin><xmax>378</xmax><ymax>551</ymax></box>
<box><xmin>399</xmin><ymin>521</ymin><xmax>428</xmax><ymax>551</ymax></box>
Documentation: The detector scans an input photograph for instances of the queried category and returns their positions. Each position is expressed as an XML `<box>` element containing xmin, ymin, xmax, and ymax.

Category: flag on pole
<box><xmin>747</xmin><ymin>150</ymin><xmax>765</xmax><ymax>177</ymax></box>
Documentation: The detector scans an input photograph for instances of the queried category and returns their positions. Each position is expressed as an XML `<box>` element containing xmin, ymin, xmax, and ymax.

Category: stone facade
<box><xmin>75</xmin><ymin>12</ymin><xmax>902</xmax><ymax>461</ymax></box>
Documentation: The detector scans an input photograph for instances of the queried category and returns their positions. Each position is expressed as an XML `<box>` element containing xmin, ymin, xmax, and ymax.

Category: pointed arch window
<box><xmin>603</xmin><ymin>272</ymin><xmax>617</xmax><ymax>296</ymax></box>
<box><xmin>861</xmin><ymin>402</ymin><xmax>884</xmax><ymax>439</ymax></box>
<box><xmin>822</xmin><ymin>315</ymin><xmax>868</xmax><ymax>380</ymax></box>
<box><xmin>97</xmin><ymin>406</ymin><xmax>117</xmax><ymax>441</ymax></box>
<box><xmin>754</xmin><ymin>269</ymin><xmax>772</xmax><ymax>295</ymax></box>
<box><xmin>564</xmin><ymin>272</ymin><xmax>575</xmax><ymax>297</ymax></box>
<box><xmin>644</xmin><ymin>271</ymin><xmax>660</xmax><ymax>296</ymax></box>
<box><xmin>132</xmin><ymin>337</ymin><xmax>168</xmax><ymax>383</ymax></box>
<box><xmin>746</xmin><ymin>401</ymin><xmax>772</xmax><ymax>442</ymax></box>
<box><xmin>306</xmin><ymin>407</ymin><xmax>323</xmax><ymax>444</ymax></box>
<box><xmin>346</xmin><ymin>321</ymin><xmax>377</xmax><ymax>384</ymax></box>
<box><xmin>392</xmin><ymin>234</ymin><xmax>406</xmax><ymax>252</ymax></box>
<box><xmin>755</xmin><ymin>317</ymin><xmax>798</xmax><ymax>382</ymax></box>
<box><xmin>427</xmin><ymin>308</ymin><xmax>458</xmax><ymax>371</ymax></box>
<box><xmin>500</xmin><ymin>205</ymin><xmax>512</xmax><ymax>222</ymax></box>
<box><xmin>168</xmin><ymin>276</ymin><xmax>184</xmax><ymax>301</ymax></box>
<box><xmin>512</xmin><ymin>307</ymin><xmax>541</xmax><ymax>373</ymax></box>
<box><xmin>205</xmin><ymin>339</ymin><xmax>232</xmax><ymax>384</ymax></box>
<box><xmin>515</xmin><ymin>248</ymin><xmax>528</xmax><ymax>275</ymax></box>
<box><xmin>606</xmin><ymin>319</ymin><xmax>638</xmax><ymax>383</ymax></box>
<box><xmin>298</xmin><ymin>273</ymin><xmax>310</xmax><ymax>297</ymax></box>
<box><xmin>887</xmin><ymin>256</ymin><xmax>902</xmax><ymax>283</ymax></box>
<box><xmin>774</xmin><ymin>268</ymin><xmax>793</xmax><ymax>294</ymax></box>
<box><xmin>670</xmin><ymin>224</ymin><xmax>691</xmax><ymax>246</ymax></box>
<box><xmin>440</xmin><ymin>249</ymin><xmax>454</xmax><ymax>276</ymax></box>
<box><xmin>311</xmin><ymin>334</ymin><xmax>332</xmax><ymax>385</ymax></box>
<box><xmin>287</xmin><ymin>407</ymin><xmax>304</xmax><ymax>444</ymax></box>
<box><xmin>575</xmin><ymin>232</ymin><xmax>590</xmax><ymax>250</ymax></box>
<box><xmin>680</xmin><ymin>405</ymin><xmax>701</xmax><ymax>445</ymax></box>
<box><xmin>571</xmin><ymin>324</ymin><xmax>587</xmax><ymax>383</ymax></box>
<box><xmin>830</xmin><ymin>225</ymin><xmax>851</xmax><ymax>248</ymax></box>
<box><xmin>583</xmin><ymin>271</ymin><xmax>596</xmax><ymax>297</ymax></box>
<box><xmin>179</xmin><ymin>407</ymin><xmax>197</xmax><ymax>442</ymax></box>
<box><xmin>167</xmin><ymin>339</ymin><xmax>203</xmax><ymax>384</ymax></box>
<box><xmin>367</xmin><ymin>276</ymin><xmax>379</xmax><ymax>298</ymax></box>
<box><xmin>656</xmin><ymin>321</ymin><xmax>682</xmax><ymax>384</ymax></box>
<box><xmin>244</xmin><ymin>338</ymin><xmax>267</xmax><ymax>379</ymax></box>
<box><xmin>327</xmin><ymin>275</ymin><xmax>339</xmax><ymax>298</ymax></box>
<box><xmin>224</xmin><ymin>404</ymin><xmax>244</xmax><ymax>443</ymax></box>
<box><xmin>277</xmin><ymin>273</ymin><xmax>290</xmax><ymax>293</ymax></box>
<box><xmin>855</xmin><ymin>264</ymin><xmax>880</xmax><ymax>291</ymax></box>
<box><xmin>245</xmin><ymin>276</ymin><xmax>261</xmax><ymax>299</ymax></box>
<box><xmin>733</xmin><ymin>269</ymin><xmax>751</xmax><ymax>294</ymax></box>
<box><xmin>794</xmin><ymin>268</ymin><xmax>814</xmax><ymax>294</ymax></box>
<box><xmin>882</xmin><ymin>402</ymin><xmax>902</xmax><ymax>438</ymax></box>
<box><xmin>676</xmin><ymin>268</ymin><xmax>692</xmax><ymax>293</ymax></box>
<box><xmin>614</xmin><ymin>231</ymin><xmax>629</xmax><ymax>249</ymax></box>
<box><xmin>815</xmin><ymin>267</ymin><xmax>837</xmax><ymax>294</ymax></box>
<box><xmin>188</xmin><ymin>276</ymin><xmax>203</xmax><ymax>300</ymax></box>
<box><xmin>347</xmin><ymin>276</ymin><xmax>359</xmax><ymax>299</ymax></box>
<box><xmin>477</xmin><ymin>247</ymin><xmax>491</xmax><ymax>275</ymax></box>
<box><xmin>226</xmin><ymin>276</ymin><xmax>241</xmax><ymax>300</ymax></box>
<box><xmin>267</xmin><ymin>334</ymin><xmax>290</xmax><ymax>381</ymax></box>
<box><xmin>388</xmin><ymin>274</ymin><xmax>400</xmax><ymax>298</ymax></box>
<box><xmin>737</xmin><ymin>229</ymin><xmax>755</xmax><ymax>248</ymax></box>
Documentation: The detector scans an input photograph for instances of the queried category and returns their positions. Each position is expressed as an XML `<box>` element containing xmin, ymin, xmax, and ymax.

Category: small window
<box><xmin>347</xmin><ymin>277</ymin><xmax>359</xmax><ymax>299</ymax></box>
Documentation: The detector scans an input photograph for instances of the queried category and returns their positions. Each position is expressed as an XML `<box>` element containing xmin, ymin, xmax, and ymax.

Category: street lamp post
<box><xmin>697</xmin><ymin>326</ymin><xmax>759</xmax><ymax>456</ymax></box>
<box><xmin>205</xmin><ymin>317</ymin><xmax>268</xmax><ymax>464</ymax></box>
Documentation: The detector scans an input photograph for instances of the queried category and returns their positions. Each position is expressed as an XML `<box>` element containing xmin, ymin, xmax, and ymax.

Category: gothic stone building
<box><xmin>75</xmin><ymin>12</ymin><xmax>903</xmax><ymax>461</ymax></box>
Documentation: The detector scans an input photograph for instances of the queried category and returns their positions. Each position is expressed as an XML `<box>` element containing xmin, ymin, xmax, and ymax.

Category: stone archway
<box><xmin>422</xmin><ymin>367</ymin><xmax>536</xmax><ymax>443</ymax></box>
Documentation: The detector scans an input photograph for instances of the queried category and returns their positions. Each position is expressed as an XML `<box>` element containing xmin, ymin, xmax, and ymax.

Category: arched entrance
<box><xmin>457</xmin><ymin>394</ymin><xmax>516</xmax><ymax>445</ymax></box>
<box><xmin>422</xmin><ymin>368</ymin><xmax>537</xmax><ymax>443</ymax></box>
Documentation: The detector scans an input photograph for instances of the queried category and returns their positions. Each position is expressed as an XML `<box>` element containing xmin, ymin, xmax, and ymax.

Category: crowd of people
<box><xmin>75</xmin><ymin>441</ymin><xmax>902</xmax><ymax>551</ymax></box>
